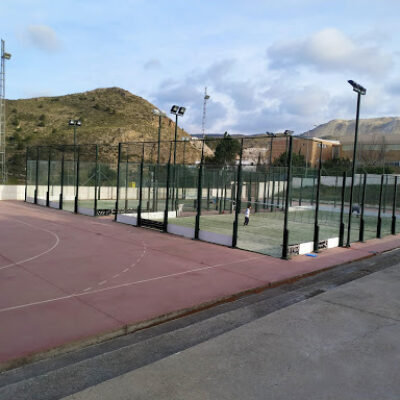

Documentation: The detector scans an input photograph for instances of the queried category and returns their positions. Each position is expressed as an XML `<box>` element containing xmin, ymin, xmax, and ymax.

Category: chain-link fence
<box><xmin>26</xmin><ymin>135</ymin><xmax>400</xmax><ymax>258</ymax></box>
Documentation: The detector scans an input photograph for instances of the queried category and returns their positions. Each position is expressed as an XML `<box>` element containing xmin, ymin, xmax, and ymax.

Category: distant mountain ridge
<box><xmin>302</xmin><ymin>117</ymin><xmax>400</xmax><ymax>141</ymax></box>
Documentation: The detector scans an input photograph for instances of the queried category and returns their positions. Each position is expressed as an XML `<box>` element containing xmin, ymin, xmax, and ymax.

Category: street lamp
<box><xmin>170</xmin><ymin>105</ymin><xmax>186</xmax><ymax>209</ymax></box>
<box><xmin>346</xmin><ymin>80</ymin><xmax>366</xmax><ymax>247</ymax></box>
<box><xmin>153</xmin><ymin>109</ymin><xmax>166</xmax><ymax>164</ymax></box>
<box><xmin>266</xmin><ymin>132</ymin><xmax>276</xmax><ymax>166</ymax></box>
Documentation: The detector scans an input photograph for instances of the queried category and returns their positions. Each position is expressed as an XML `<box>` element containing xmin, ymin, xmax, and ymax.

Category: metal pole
<box><xmin>359</xmin><ymin>173</ymin><xmax>367</xmax><ymax>242</ymax></box>
<box><xmin>383</xmin><ymin>174</ymin><xmax>388</xmax><ymax>213</ymax></box>
<box><xmin>164</xmin><ymin>143</ymin><xmax>173</xmax><ymax>231</ymax></box>
<box><xmin>299</xmin><ymin>175</ymin><xmax>303</xmax><ymax>206</ymax></box>
<box><xmin>270</xmin><ymin>171</ymin><xmax>275</xmax><ymax>212</ymax></box>
<box><xmin>346</xmin><ymin>91</ymin><xmax>362</xmax><ymax>247</ymax></box>
<box><xmin>282</xmin><ymin>135</ymin><xmax>293</xmax><ymax>260</ymax></box>
<box><xmin>60</xmin><ymin>149</ymin><xmax>64</xmax><ymax>209</ymax></box>
<box><xmin>24</xmin><ymin>147</ymin><xmax>28</xmax><ymax>202</ymax></box>
<box><xmin>46</xmin><ymin>147</ymin><xmax>51</xmax><ymax>207</ymax></box>
<box><xmin>391</xmin><ymin>176</ymin><xmax>398</xmax><ymax>235</ymax></box>
<box><xmin>74</xmin><ymin>147</ymin><xmax>80</xmax><ymax>214</ymax></box>
<box><xmin>114</xmin><ymin>143</ymin><xmax>122</xmax><ymax>221</ymax></box>
<box><xmin>73</xmin><ymin>125</ymin><xmax>77</xmax><ymax>194</ymax></box>
<box><xmin>157</xmin><ymin>115</ymin><xmax>161</xmax><ymax>164</ymax></box>
<box><xmin>195</xmin><ymin>140</ymin><xmax>205</xmax><ymax>239</ymax></box>
<box><xmin>377</xmin><ymin>174</ymin><xmax>384</xmax><ymax>238</ymax></box>
<box><xmin>313</xmin><ymin>145</ymin><xmax>322</xmax><ymax>252</ymax></box>
<box><xmin>34</xmin><ymin>147</ymin><xmax>39</xmax><ymax>204</ymax></box>
<box><xmin>124</xmin><ymin>152</ymin><xmax>129</xmax><ymax>212</ymax></box>
<box><xmin>339</xmin><ymin>172</ymin><xmax>346</xmax><ymax>246</ymax></box>
<box><xmin>172</xmin><ymin>115</ymin><xmax>178</xmax><ymax>208</ymax></box>
<box><xmin>232</xmin><ymin>138</ymin><xmax>243</xmax><ymax>248</ymax></box>
<box><xmin>137</xmin><ymin>143</ymin><xmax>144</xmax><ymax>227</ymax></box>
<box><xmin>94</xmin><ymin>145</ymin><xmax>98</xmax><ymax>216</ymax></box>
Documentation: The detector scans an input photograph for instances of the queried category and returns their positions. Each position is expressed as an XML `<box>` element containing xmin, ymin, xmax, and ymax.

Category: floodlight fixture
<box><xmin>69</xmin><ymin>119</ymin><xmax>75</xmax><ymax>126</ymax></box>
<box><xmin>177</xmin><ymin>106</ymin><xmax>186</xmax><ymax>116</ymax></box>
<box><xmin>170</xmin><ymin>105</ymin><xmax>179</xmax><ymax>114</ymax></box>
<box><xmin>348</xmin><ymin>80</ymin><xmax>366</xmax><ymax>95</ymax></box>
<box><xmin>284</xmin><ymin>130</ymin><xmax>294</xmax><ymax>135</ymax></box>
<box><xmin>2</xmin><ymin>52</ymin><xmax>11</xmax><ymax>60</ymax></box>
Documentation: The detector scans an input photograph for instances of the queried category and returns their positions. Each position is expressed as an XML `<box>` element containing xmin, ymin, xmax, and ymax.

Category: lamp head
<box><xmin>76</xmin><ymin>120</ymin><xmax>82</xmax><ymax>126</ymax></box>
<box><xmin>69</xmin><ymin>119</ymin><xmax>75</xmax><ymax>126</ymax></box>
<box><xmin>2</xmin><ymin>52</ymin><xmax>11</xmax><ymax>60</ymax></box>
<box><xmin>170</xmin><ymin>105</ymin><xmax>179</xmax><ymax>114</ymax></box>
<box><xmin>348</xmin><ymin>80</ymin><xmax>366</xmax><ymax>95</ymax></box>
<box><xmin>178</xmin><ymin>106</ymin><xmax>186</xmax><ymax>116</ymax></box>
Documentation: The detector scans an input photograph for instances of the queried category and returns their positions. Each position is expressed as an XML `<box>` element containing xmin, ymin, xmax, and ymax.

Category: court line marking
<box><xmin>0</xmin><ymin>217</ymin><xmax>60</xmax><ymax>271</ymax></box>
<box><xmin>0</xmin><ymin>255</ymin><xmax>262</xmax><ymax>313</ymax></box>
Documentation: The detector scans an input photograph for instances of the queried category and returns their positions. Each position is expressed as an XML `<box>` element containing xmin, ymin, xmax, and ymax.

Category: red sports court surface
<box><xmin>0</xmin><ymin>201</ymin><xmax>399</xmax><ymax>370</ymax></box>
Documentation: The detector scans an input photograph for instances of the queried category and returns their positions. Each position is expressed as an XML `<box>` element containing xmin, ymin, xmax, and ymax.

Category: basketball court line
<box><xmin>0</xmin><ymin>255</ymin><xmax>262</xmax><ymax>314</ymax></box>
<box><xmin>0</xmin><ymin>217</ymin><xmax>60</xmax><ymax>271</ymax></box>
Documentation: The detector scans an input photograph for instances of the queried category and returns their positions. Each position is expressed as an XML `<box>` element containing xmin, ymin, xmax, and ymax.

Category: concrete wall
<box><xmin>0</xmin><ymin>185</ymin><xmax>25</xmax><ymax>200</ymax></box>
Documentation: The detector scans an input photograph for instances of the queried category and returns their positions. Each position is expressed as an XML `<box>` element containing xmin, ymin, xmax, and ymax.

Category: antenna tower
<box><xmin>201</xmin><ymin>87</ymin><xmax>210</xmax><ymax>139</ymax></box>
<box><xmin>1</xmin><ymin>39</ymin><xmax>11</xmax><ymax>183</ymax></box>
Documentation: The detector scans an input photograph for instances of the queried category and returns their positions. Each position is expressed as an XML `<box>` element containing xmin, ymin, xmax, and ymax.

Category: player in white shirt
<box><xmin>244</xmin><ymin>205</ymin><xmax>251</xmax><ymax>226</ymax></box>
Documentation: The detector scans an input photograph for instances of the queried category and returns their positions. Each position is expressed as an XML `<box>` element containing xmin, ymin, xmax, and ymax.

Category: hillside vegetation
<box><xmin>5</xmin><ymin>87</ymin><xmax>209</xmax><ymax>181</ymax></box>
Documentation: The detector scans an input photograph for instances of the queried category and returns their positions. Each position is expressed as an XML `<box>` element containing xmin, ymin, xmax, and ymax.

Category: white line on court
<box><xmin>98</xmin><ymin>280</ymin><xmax>107</xmax><ymax>286</ymax></box>
<box><xmin>0</xmin><ymin>255</ymin><xmax>262</xmax><ymax>313</ymax></box>
<box><xmin>0</xmin><ymin>217</ymin><xmax>60</xmax><ymax>271</ymax></box>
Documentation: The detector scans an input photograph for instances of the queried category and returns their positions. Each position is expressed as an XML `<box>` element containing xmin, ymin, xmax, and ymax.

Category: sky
<box><xmin>1</xmin><ymin>0</ymin><xmax>400</xmax><ymax>135</ymax></box>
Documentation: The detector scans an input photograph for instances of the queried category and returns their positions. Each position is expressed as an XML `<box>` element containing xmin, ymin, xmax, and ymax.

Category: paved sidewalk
<box><xmin>64</xmin><ymin>262</ymin><xmax>400</xmax><ymax>400</ymax></box>
<box><xmin>1</xmin><ymin>200</ymin><xmax>400</xmax><ymax>371</ymax></box>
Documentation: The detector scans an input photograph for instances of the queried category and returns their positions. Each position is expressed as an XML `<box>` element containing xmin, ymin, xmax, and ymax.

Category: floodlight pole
<box><xmin>157</xmin><ymin>114</ymin><xmax>162</xmax><ymax>164</ymax></box>
<box><xmin>346</xmin><ymin>90</ymin><xmax>362</xmax><ymax>247</ymax></box>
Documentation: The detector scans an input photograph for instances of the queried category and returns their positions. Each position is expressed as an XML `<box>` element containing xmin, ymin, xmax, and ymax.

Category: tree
<box><xmin>272</xmin><ymin>151</ymin><xmax>305</xmax><ymax>167</ymax></box>
<box><xmin>207</xmin><ymin>132</ymin><xmax>241</xmax><ymax>166</ymax></box>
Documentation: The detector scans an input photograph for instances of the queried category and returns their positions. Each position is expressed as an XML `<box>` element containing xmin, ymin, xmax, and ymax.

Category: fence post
<box><xmin>266</xmin><ymin>172</ymin><xmax>270</xmax><ymax>207</ymax></box>
<box><xmin>334</xmin><ymin>176</ymin><xmax>338</xmax><ymax>208</ymax></box>
<box><xmin>359</xmin><ymin>173</ymin><xmax>367</xmax><ymax>242</ymax></box>
<box><xmin>60</xmin><ymin>150</ymin><xmax>64</xmax><ymax>209</ymax></box>
<box><xmin>74</xmin><ymin>147</ymin><xmax>80</xmax><ymax>214</ymax></box>
<box><xmin>339</xmin><ymin>172</ymin><xmax>346</xmax><ymax>247</ymax></box>
<box><xmin>114</xmin><ymin>143</ymin><xmax>122</xmax><ymax>221</ymax></box>
<box><xmin>232</xmin><ymin>138</ymin><xmax>244</xmax><ymax>248</ymax></box>
<box><xmin>46</xmin><ymin>147</ymin><xmax>51</xmax><ymax>207</ymax></box>
<box><xmin>94</xmin><ymin>145</ymin><xmax>99</xmax><ymax>216</ymax></box>
<box><xmin>262</xmin><ymin>174</ymin><xmax>266</xmax><ymax>207</ymax></box>
<box><xmin>137</xmin><ymin>144</ymin><xmax>144</xmax><ymax>227</ymax></box>
<box><xmin>383</xmin><ymin>174</ymin><xmax>388</xmax><ymax>213</ymax></box>
<box><xmin>313</xmin><ymin>146</ymin><xmax>322</xmax><ymax>252</ymax></box>
<box><xmin>164</xmin><ymin>143</ymin><xmax>173</xmax><ymax>231</ymax></box>
<box><xmin>282</xmin><ymin>136</ymin><xmax>293</xmax><ymax>260</ymax></box>
<box><xmin>34</xmin><ymin>147</ymin><xmax>39</xmax><ymax>204</ymax></box>
<box><xmin>377</xmin><ymin>174</ymin><xmax>384</xmax><ymax>238</ymax></box>
<box><xmin>195</xmin><ymin>141</ymin><xmax>205</xmax><ymax>239</ymax></box>
<box><xmin>299</xmin><ymin>175</ymin><xmax>303</xmax><ymax>207</ymax></box>
<box><xmin>270</xmin><ymin>171</ymin><xmax>275</xmax><ymax>212</ymax></box>
<box><xmin>392</xmin><ymin>176</ymin><xmax>398</xmax><ymax>235</ymax></box>
<box><xmin>24</xmin><ymin>147</ymin><xmax>28</xmax><ymax>202</ymax></box>
<box><xmin>255</xmin><ymin>174</ymin><xmax>259</xmax><ymax>212</ymax></box>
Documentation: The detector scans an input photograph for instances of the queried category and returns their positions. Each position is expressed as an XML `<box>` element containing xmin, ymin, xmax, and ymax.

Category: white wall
<box><xmin>0</xmin><ymin>185</ymin><xmax>25</xmax><ymax>200</ymax></box>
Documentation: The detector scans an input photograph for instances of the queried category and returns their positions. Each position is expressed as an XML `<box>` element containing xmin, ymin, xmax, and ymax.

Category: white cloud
<box><xmin>267</xmin><ymin>28</ymin><xmax>393</xmax><ymax>76</ymax></box>
<box><xmin>24</xmin><ymin>25</ymin><xmax>61</xmax><ymax>52</ymax></box>
<box><xmin>143</xmin><ymin>58</ymin><xmax>162</xmax><ymax>70</ymax></box>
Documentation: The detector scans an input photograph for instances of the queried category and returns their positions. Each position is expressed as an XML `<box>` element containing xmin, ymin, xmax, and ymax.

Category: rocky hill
<box><xmin>5</xmin><ymin>87</ymin><xmax>194</xmax><ymax>148</ymax></box>
<box><xmin>302</xmin><ymin>117</ymin><xmax>400</xmax><ymax>141</ymax></box>
<box><xmin>4</xmin><ymin>87</ymin><xmax>212</xmax><ymax>182</ymax></box>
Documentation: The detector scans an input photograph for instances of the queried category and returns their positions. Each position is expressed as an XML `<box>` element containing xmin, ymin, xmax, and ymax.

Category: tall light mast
<box><xmin>201</xmin><ymin>87</ymin><xmax>210</xmax><ymax>139</ymax></box>
<box><xmin>1</xmin><ymin>39</ymin><xmax>11</xmax><ymax>183</ymax></box>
